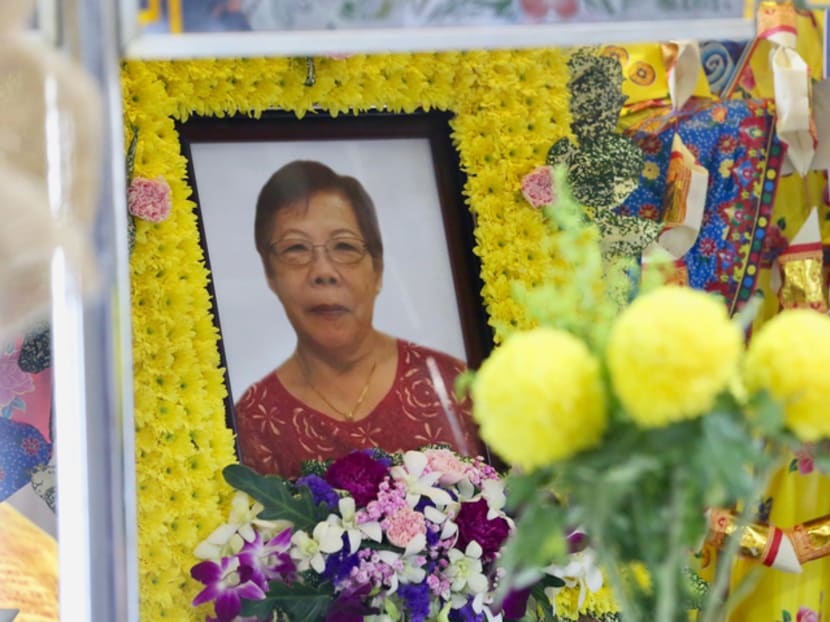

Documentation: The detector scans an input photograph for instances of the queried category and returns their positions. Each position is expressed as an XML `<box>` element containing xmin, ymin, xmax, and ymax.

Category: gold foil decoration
<box><xmin>707</xmin><ymin>509</ymin><xmax>830</xmax><ymax>571</ymax></box>
<box><xmin>707</xmin><ymin>509</ymin><xmax>781</xmax><ymax>565</ymax></box>
<box><xmin>757</xmin><ymin>1</ymin><xmax>798</xmax><ymax>45</ymax></box>
<box><xmin>778</xmin><ymin>244</ymin><xmax>828</xmax><ymax>312</ymax></box>
<box><xmin>789</xmin><ymin>515</ymin><xmax>830</xmax><ymax>563</ymax></box>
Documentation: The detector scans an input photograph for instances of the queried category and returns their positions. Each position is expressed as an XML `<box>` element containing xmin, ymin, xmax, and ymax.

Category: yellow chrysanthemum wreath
<box><xmin>122</xmin><ymin>51</ymin><xmax>575</xmax><ymax>620</ymax></box>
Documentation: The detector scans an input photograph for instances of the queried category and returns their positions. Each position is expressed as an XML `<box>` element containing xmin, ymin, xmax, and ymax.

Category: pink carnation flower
<box><xmin>797</xmin><ymin>606</ymin><xmax>819</xmax><ymax>622</ymax></box>
<box><xmin>424</xmin><ymin>448</ymin><xmax>467</xmax><ymax>486</ymax></box>
<box><xmin>128</xmin><ymin>176</ymin><xmax>172</xmax><ymax>223</ymax></box>
<box><xmin>794</xmin><ymin>445</ymin><xmax>815</xmax><ymax>475</ymax></box>
<box><xmin>385</xmin><ymin>507</ymin><xmax>426</xmax><ymax>549</ymax></box>
<box><xmin>520</xmin><ymin>166</ymin><xmax>555</xmax><ymax>208</ymax></box>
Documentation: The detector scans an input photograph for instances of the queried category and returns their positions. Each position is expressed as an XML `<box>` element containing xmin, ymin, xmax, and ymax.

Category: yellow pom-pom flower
<box><xmin>606</xmin><ymin>286</ymin><xmax>743</xmax><ymax>427</ymax></box>
<box><xmin>744</xmin><ymin>309</ymin><xmax>830</xmax><ymax>441</ymax></box>
<box><xmin>471</xmin><ymin>327</ymin><xmax>606</xmax><ymax>470</ymax></box>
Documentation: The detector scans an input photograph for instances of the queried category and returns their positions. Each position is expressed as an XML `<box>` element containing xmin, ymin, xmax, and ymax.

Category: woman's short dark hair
<box><xmin>254</xmin><ymin>160</ymin><xmax>384</xmax><ymax>274</ymax></box>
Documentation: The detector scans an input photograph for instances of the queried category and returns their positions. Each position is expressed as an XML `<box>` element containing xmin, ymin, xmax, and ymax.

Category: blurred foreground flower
<box><xmin>744</xmin><ymin>309</ymin><xmax>830</xmax><ymax>441</ymax></box>
<box><xmin>606</xmin><ymin>286</ymin><xmax>743</xmax><ymax>428</ymax></box>
<box><xmin>472</xmin><ymin>327</ymin><xmax>606</xmax><ymax>470</ymax></box>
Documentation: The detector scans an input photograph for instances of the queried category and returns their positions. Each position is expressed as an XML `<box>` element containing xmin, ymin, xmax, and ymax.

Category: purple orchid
<box><xmin>191</xmin><ymin>555</ymin><xmax>266</xmax><ymax>622</ymax></box>
<box><xmin>238</xmin><ymin>527</ymin><xmax>296</xmax><ymax>587</ymax></box>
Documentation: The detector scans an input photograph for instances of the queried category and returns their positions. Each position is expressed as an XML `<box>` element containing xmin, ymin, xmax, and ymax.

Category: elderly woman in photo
<box><xmin>234</xmin><ymin>160</ymin><xmax>484</xmax><ymax>477</ymax></box>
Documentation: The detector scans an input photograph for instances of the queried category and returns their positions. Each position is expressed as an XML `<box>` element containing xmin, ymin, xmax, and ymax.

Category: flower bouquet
<box><xmin>467</xmin><ymin>166</ymin><xmax>830</xmax><ymax>622</ymax></box>
<box><xmin>190</xmin><ymin>446</ymin><xmax>575</xmax><ymax>622</ymax></box>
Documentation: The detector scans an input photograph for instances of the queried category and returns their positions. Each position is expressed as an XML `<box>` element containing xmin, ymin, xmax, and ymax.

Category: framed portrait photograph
<box><xmin>177</xmin><ymin>110</ymin><xmax>492</xmax><ymax>439</ymax></box>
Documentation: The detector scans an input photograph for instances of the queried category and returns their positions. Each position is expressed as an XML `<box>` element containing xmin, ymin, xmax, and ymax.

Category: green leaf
<box><xmin>601</xmin><ymin>454</ymin><xmax>661</xmax><ymax>486</ymax></box>
<box><xmin>748</xmin><ymin>390</ymin><xmax>786</xmax><ymax>436</ymax></box>
<box><xmin>537</xmin><ymin>574</ymin><xmax>565</xmax><ymax>589</ymax></box>
<box><xmin>812</xmin><ymin>451</ymin><xmax>830</xmax><ymax>475</ymax></box>
<box><xmin>527</xmin><ymin>585</ymin><xmax>555</xmax><ymax>621</ymax></box>
<box><xmin>383</xmin><ymin>596</ymin><xmax>400</xmax><ymax>620</ymax></box>
<box><xmin>125</xmin><ymin>125</ymin><xmax>139</xmax><ymax>184</ymax></box>
<box><xmin>240</xmin><ymin>581</ymin><xmax>332</xmax><ymax>622</ymax></box>
<box><xmin>504</xmin><ymin>469</ymin><xmax>556</xmax><ymax>512</ymax></box>
<box><xmin>499</xmin><ymin>497</ymin><xmax>568</xmax><ymax>586</ymax></box>
<box><xmin>223</xmin><ymin>464</ymin><xmax>324</xmax><ymax>531</ymax></box>
<box><xmin>454</xmin><ymin>369</ymin><xmax>475</xmax><ymax>401</ymax></box>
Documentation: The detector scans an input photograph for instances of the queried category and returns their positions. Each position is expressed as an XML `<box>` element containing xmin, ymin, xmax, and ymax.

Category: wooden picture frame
<box><xmin>176</xmin><ymin>110</ymin><xmax>493</xmax><ymax>438</ymax></box>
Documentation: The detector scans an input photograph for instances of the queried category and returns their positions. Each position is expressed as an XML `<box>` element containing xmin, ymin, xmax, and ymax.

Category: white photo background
<box><xmin>190</xmin><ymin>138</ymin><xmax>467</xmax><ymax>403</ymax></box>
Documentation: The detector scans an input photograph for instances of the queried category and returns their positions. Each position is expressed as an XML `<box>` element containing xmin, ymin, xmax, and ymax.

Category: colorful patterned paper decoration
<box><xmin>541</xmin><ymin>48</ymin><xmax>658</xmax><ymax>260</ymax></box>
<box><xmin>17</xmin><ymin>324</ymin><xmax>49</xmax><ymax>374</ymax></box>
<box><xmin>548</xmin><ymin>133</ymin><xmax>644</xmax><ymax>211</ymax></box>
<box><xmin>548</xmin><ymin>49</ymin><xmax>643</xmax><ymax>211</ymax></box>
<box><xmin>0</xmin><ymin>335</ymin><xmax>53</xmax><ymax>501</ymax></box>
<box><xmin>699</xmin><ymin>40</ymin><xmax>746</xmax><ymax>97</ymax></box>
<box><xmin>621</xmin><ymin>98</ymin><xmax>782</xmax><ymax>315</ymax></box>
<box><xmin>30</xmin><ymin>463</ymin><xmax>55</xmax><ymax>512</ymax></box>
<box><xmin>0</xmin><ymin>418</ymin><xmax>51</xmax><ymax>502</ymax></box>
<box><xmin>566</xmin><ymin>51</ymin><xmax>629</xmax><ymax>144</ymax></box>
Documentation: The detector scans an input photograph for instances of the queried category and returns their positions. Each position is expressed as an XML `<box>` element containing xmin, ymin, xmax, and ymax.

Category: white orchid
<box><xmin>373</xmin><ymin>549</ymin><xmax>427</xmax><ymax>594</ymax></box>
<box><xmin>193</xmin><ymin>491</ymin><xmax>291</xmax><ymax>560</ymax></box>
<box><xmin>445</xmin><ymin>541</ymin><xmax>489</xmax><ymax>606</ymax></box>
<box><xmin>193</xmin><ymin>523</ymin><xmax>241</xmax><ymax>560</ymax></box>
<box><xmin>454</xmin><ymin>476</ymin><xmax>476</xmax><ymax>501</ymax></box>
<box><xmin>469</xmin><ymin>591</ymin><xmax>504</xmax><ymax>622</ymax></box>
<box><xmin>543</xmin><ymin>549</ymin><xmax>604</xmax><ymax>615</ymax></box>
<box><xmin>479</xmin><ymin>479</ymin><xmax>508</xmax><ymax>520</ymax></box>
<box><xmin>423</xmin><ymin>505</ymin><xmax>459</xmax><ymax>541</ymax></box>
<box><xmin>327</xmin><ymin>497</ymin><xmax>382</xmax><ymax>553</ymax></box>
<box><xmin>290</xmin><ymin>522</ymin><xmax>345</xmax><ymax>573</ymax></box>
<box><xmin>390</xmin><ymin>451</ymin><xmax>454</xmax><ymax>509</ymax></box>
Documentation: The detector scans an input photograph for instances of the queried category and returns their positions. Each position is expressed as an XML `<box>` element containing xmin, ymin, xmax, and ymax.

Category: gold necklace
<box><xmin>296</xmin><ymin>353</ymin><xmax>377</xmax><ymax>421</ymax></box>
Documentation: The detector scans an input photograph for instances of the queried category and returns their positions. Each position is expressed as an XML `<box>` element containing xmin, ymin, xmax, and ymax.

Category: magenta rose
<box><xmin>324</xmin><ymin>451</ymin><xmax>389</xmax><ymax>506</ymax></box>
<box><xmin>128</xmin><ymin>176</ymin><xmax>172</xmax><ymax>223</ymax></box>
<box><xmin>520</xmin><ymin>165</ymin><xmax>555</xmax><ymax>208</ymax></box>
<box><xmin>455</xmin><ymin>498</ymin><xmax>511</xmax><ymax>562</ymax></box>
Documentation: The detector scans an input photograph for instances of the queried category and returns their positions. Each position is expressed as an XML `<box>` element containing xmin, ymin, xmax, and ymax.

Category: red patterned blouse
<box><xmin>234</xmin><ymin>340</ymin><xmax>484</xmax><ymax>478</ymax></box>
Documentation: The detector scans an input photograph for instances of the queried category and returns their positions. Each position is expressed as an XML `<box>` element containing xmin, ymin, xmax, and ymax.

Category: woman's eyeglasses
<box><xmin>270</xmin><ymin>237</ymin><xmax>368</xmax><ymax>266</ymax></box>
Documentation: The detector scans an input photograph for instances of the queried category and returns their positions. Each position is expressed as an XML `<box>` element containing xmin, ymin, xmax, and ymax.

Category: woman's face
<box><xmin>266</xmin><ymin>190</ymin><xmax>382</xmax><ymax>354</ymax></box>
